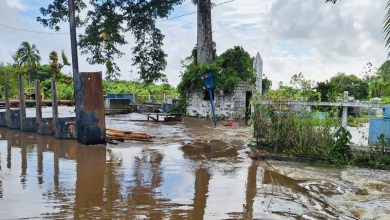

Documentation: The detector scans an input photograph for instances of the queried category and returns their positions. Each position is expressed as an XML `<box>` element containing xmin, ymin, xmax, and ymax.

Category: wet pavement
<box><xmin>0</xmin><ymin>110</ymin><xmax>389</xmax><ymax>219</ymax></box>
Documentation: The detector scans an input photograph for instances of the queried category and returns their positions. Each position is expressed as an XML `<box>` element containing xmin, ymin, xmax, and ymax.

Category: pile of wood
<box><xmin>106</xmin><ymin>128</ymin><xmax>152</xmax><ymax>143</ymax></box>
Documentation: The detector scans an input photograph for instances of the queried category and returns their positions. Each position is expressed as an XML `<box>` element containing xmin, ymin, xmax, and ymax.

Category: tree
<box><xmin>49</xmin><ymin>50</ymin><xmax>70</xmax><ymax>80</ymax></box>
<box><xmin>37</xmin><ymin>0</ymin><xmax>184</xmax><ymax>83</ymax></box>
<box><xmin>14</xmin><ymin>42</ymin><xmax>41</xmax><ymax>85</ymax></box>
<box><xmin>316</xmin><ymin>73</ymin><xmax>369</xmax><ymax>101</ymax></box>
<box><xmin>367</xmin><ymin>61</ymin><xmax>390</xmax><ymax>97</ymax></box>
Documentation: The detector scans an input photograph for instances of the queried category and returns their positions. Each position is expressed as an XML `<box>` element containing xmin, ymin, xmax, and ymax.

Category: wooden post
<box><xmin>18</xmin><ymin>74</ymin><xmax>26</xmax><ymax>122</ymax></box>
<box><xmin>35</xmin><ymin>80</ymin><xmax>42</xmax><ymax>122</ymax></box>
<box><xmin>342</xmin><ymin>91</ymin><xmax>348</xmax><ymax>128</ymax></box>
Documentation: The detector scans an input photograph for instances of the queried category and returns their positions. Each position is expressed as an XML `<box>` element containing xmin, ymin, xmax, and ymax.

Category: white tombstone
<box><xmin>253</xmin><ymin>52</ymin><xmax>263</xmax><ymax>95</ymax></box>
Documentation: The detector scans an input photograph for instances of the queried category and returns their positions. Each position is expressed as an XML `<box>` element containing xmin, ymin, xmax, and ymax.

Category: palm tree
<box><xmin>14</xmin><ymin>42</ymin><xmax>41</xmax><ymax>85</ymax></box>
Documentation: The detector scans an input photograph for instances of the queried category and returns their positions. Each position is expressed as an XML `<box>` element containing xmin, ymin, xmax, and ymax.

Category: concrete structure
<box><xmin>4</xmin><ymin>86</ymin><xmax>20</xmax><ymax>129</ymax></box>
<box><xmin>197</xmin><ymin>0</ymin><xmax>213</xmax><ymax>64</ymax></box>
<box><xmin>253</xmin><ymin>52</ymin><xmax>263</xmax><ymax>95</ymax></box>
<box><xmin>187</xmin><ymin>82</ymin><xmax>251</xmax><ymax>119</ymax></box>
<box><xmin>105</xmin><ymin>94</ymin><xmax>134</xmax><ymax>109</ymax></box>
<box><xmin>35</xmin><ymin>80</ymin><xmax>53</xmax><ymax>135</ymax></box>
<box><xmin>18</xmin><ymin>74</ymin><xmax>37</xmax><ymax>132</ymax></box>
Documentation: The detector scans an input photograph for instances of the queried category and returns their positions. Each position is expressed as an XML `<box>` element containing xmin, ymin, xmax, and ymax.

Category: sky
<box><xmin>0</xmin><ymin>0</ymin><xmax>388</xmax><ymax>88</ymax></box>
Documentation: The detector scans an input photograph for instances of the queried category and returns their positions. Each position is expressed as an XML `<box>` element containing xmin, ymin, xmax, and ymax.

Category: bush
<box><xmin>252</xmin><ymin>95</ymin><xmax>352</xmax><ymax>165</ymax></box>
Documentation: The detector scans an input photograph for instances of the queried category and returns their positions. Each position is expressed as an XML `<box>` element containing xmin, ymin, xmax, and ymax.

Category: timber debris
<box><xmin>106</xmin><ymin>128</ymin><xmax>152</xmax><ymax>143</ymax></box>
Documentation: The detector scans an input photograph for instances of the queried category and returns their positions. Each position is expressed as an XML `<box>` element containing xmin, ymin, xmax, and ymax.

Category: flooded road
<box><xmin>0</xmin><ymin>112</ymin><xmax>389</xmax><ymax>219</ymax></box>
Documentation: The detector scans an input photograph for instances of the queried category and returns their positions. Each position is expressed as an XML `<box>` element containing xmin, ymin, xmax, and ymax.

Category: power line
<box><xmin>0</xmin><ymin>0</ymin><xmax>236</xmax><ymax>34</ymax></box>
<box><xmin>0</xmin><ymin>23</ymin><xmax>68</xmax><ymax>35</ymax></box>
<box><xmin>157</xmin><ymin>0</ymin><xmax>237</xmax><ymax>22</ymax></box>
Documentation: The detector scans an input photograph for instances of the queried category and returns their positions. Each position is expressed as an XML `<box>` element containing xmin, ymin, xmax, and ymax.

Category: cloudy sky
<box><xmin>0</xmin><ymin>0</ymin><xmax>388</xmax><ymax>87</ymax></box>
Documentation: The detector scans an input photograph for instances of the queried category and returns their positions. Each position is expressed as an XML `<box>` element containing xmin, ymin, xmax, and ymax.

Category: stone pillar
<box><xmin>197</xmin><ymin>0</ymin><xmax>213</xmax><ymax>64</ymax></box>
<box><xmin>253</xmin><ymin>52</ymin><xmax>263</xmax><ymax>95</ymax></box>
<box><xmin>342</xmin><ymin>91</ymin><xmax>348</xmax><ymax>128</ymax></box>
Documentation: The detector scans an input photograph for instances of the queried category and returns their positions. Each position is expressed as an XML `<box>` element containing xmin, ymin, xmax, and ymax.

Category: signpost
<box><xmin>203</xmin><ymin>72</ymin><xmax>217</xmax><ymax>127</ymax></box>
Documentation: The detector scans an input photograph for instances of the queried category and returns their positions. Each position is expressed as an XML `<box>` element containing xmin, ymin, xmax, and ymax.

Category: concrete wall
<box><xmin>186</xmin><ymin>82</ymin><xmax>251</xmax><ymax>119</ymax></box>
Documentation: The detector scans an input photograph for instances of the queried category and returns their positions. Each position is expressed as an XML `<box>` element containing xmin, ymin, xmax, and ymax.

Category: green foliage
<box><xmin>367</xmin><ymin>61</ymin><xmax>390</xmax><ymax>98</ymax></box>
<box><xmin>178</xmin><ymin>46</ymin><xmax>254</xmax><ymax>95</ymax></box>
<box><xmin>368</xmin><ymin>154</ymin><xmax>390</xmax><ymax>169</ymax></box>
<box><xmin>316</xmin><ymin>73</ymin><xmax>369</xmax><ymax>101</ymax></box>
<box><xmin>0</xmin><ymin>65</ymin><xmax>20</xmax><ymax>98</ymax></box>
<box><xmin>49</xmin><ymin>50</ymin><xmax>70</xmax><ymax>80</ymax></box>
<box><xmin>38</xmin><ymin>0</ymin><xmax>184</xmax><ymax>83</ymax></box>
<box><xmin>252</xmin><ymin>95</ymin><xmax>353</xmax><ymax>165</ymax></box>
<box><xmin>330</xmin><ymin>127</ymin><xmax>352</xmax><ymax>164</ymax></box>
<box><xmin>14</xmin><ymin>41</ymin><xmax>41</xmax><ymax>85</ymax></box>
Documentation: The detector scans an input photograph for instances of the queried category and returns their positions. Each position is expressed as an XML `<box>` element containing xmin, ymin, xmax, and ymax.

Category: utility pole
<box><xmin>197</xmin><ymin>0</ymin><xmax>213</xmax><ymax>64</ymax></box>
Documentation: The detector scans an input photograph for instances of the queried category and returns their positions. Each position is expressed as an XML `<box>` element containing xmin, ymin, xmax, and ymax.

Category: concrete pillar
<box><xmin>18</xmin><ymin>74</ymin><xmax>26</xmax><ymax>122</ymax></box>
<box><xmin>35</xmin><ymin>80</ymin><xmax>42</xmax><ymax>122</ymax></box>
<box><xmin>197</xmin><ymin>0</ymin><xmax>213</xmax><ymax>64</ymax></box>
<box><xmin>342</xmin><ymin>91</ymin><xmax>348</xmax><ymax>128</ymax></box>
<box><xmin>51</xmin><ymin>80</ymin><xmax>58</xmax><ymax>125</ymax></box>
<box><xmin>74</xmin><ymin>72</ymin><xmax>106</xmax><ymax>145</ymax></box>
<box><xmin>5</xmin><ymin>85</ymin><xmax>20</xmax><ymax>129</ymax></box>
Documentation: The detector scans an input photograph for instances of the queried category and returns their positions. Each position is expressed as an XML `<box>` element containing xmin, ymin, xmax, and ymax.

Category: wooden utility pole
<box><xmin>197</xmin><ymin>0</ymin><xmax>213</xmax><ymax>64</ymax></box>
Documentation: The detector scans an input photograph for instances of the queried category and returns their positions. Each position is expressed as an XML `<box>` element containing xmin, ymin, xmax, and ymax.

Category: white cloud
<box><xmin>5</xmin><ymin>0</ymin><xmax>28</xmax><ymax>11</ymax></box>
<box><xmin>0</xmin><ymin>0</ymin><xmax>388</xmax><ymax>88</ymax></box>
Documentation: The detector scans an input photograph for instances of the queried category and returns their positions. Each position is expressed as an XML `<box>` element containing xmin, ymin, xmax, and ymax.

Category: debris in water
<box><xmin>106</xmin><ymin>128</ymin><xmax>152</xmax><ymax>142</ymax></box>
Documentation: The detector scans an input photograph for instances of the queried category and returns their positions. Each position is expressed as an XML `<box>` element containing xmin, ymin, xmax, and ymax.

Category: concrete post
<box><xmin>18</xmin><ymin>74</ymin><xmax>26</xmax><ymax>122</ymax></box>
<box><xmin>4</xmin><ymin>85</ymin><xmax>10</xmax><ymax>112</ymax></box>
<box><xmin>35</xmin><ymin>80</ymin><xmax>42</xmax><ymax>122</ymax></box>
<box><xmin>342</xmin><ymin>91</ymin><xmax>348</xmax><ymax>128</ymax></box>
<box><xmin>51</xmin><ymin>80</ymin><xmax>58</xmax><ymax>125</ymax></box>
<box><xmin>197</xmin><ymin>0</ymin><xmax>213</xmax><ymax>64</ymax></box>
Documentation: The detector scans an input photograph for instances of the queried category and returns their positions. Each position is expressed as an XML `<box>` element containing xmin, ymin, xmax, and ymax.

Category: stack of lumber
<box><xmin>106</xmin><ymin>128</ymin><xmax>152</xmax><ymax>143</ymax></box>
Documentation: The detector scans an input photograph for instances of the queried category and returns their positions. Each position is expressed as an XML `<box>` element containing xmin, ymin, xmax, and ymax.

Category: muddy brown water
<box><xmin>0</xmin><ymin>111</ymin><xmax>389</xmax><ymax>219</ymax></box>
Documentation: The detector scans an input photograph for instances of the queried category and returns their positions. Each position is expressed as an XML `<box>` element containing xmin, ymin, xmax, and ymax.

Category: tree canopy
<box><xmin>37</xmin><ymin>0</ymin><xmax>185</xmax><ymax>83</ymax></box>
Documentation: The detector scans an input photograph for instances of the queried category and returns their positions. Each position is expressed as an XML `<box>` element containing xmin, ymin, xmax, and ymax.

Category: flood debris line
<box><xmin>106</xmin><ymin>128</ymin><xmax>152</xmax><ymax>143</ymax></box>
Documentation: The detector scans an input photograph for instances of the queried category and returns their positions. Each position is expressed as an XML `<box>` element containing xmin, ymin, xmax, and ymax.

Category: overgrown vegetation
<box><xmin>177</xmin><ymin>46</ymin><xmax>272</xmax><ymax>114</ymax></box>
<box><xmin>178</xmin><ymin>46</ymin><xmax>255</xmax><ymax>95</ymax></box>
<box><xmin>252</xmin><ymin>95</ymin><xmax>390</xmax><ymax>169</ymax></box>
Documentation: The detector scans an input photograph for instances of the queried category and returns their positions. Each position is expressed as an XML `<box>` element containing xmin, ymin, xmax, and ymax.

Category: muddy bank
<box><xmin>0</xmin><ymin>113</ymin><xmax>389</xmax><ymax>219</ymax></box>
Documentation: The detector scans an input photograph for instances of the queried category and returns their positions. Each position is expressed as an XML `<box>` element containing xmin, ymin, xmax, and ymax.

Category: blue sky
<box><xmin>0</xmin><ymin>0</ymin><xmax>388</xmax><ymax>87</ymax></box>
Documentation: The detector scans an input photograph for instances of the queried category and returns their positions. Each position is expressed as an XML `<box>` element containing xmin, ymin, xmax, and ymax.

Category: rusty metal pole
<box><xmin>68</xmin><ymin>0</ymin><xmax>105</xmax><ymax>144</ymax></box>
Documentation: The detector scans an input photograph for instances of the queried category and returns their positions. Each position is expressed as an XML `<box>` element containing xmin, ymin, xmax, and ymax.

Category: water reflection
<box><xmin>0</xmin><ymin>126</ymin><xmax>357</xmax><ymax>219</ymax></box>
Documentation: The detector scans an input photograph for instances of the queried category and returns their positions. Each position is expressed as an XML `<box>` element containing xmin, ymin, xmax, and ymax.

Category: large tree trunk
<box><xmin>197</xmin><ymin>0</ymin><xmax>213</xmax><ymax>64</ymax></box>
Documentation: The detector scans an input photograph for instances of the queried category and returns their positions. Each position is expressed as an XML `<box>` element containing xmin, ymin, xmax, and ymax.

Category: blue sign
<box><xmin>203</xmin><ymin>72</ymin><xmax>217</xmax><ymax>127</ymax></box>
<box><xmin>203</xmin><ymin>72</ymin><xmax>215</xmax><ymax>89</ymax></box>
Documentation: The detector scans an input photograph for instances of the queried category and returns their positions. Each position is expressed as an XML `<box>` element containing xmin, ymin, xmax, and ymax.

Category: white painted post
<box><xmin>342</xmin><ymin>91</ymin><xmax>348</xmax><ymax>128</ymax></box>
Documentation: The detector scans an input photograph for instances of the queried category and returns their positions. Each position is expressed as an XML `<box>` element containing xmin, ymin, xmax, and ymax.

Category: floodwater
<box><xmin>0</xmin><ymin>110</ymin><xmax>389</xmax><ymax>219</ymax></box>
